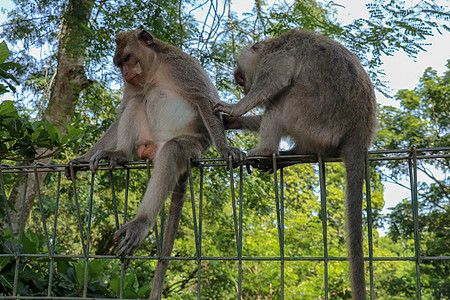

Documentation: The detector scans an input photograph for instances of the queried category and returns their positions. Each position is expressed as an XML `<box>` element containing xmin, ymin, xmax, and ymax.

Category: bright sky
<box><xmin>1</xmin><ymin>0</ymin><xmax>448</xmax><ymax>214</ymax></box>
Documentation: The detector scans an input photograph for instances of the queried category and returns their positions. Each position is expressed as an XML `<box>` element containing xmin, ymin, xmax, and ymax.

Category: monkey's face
<box><xmin>234</xmin><ymin>43</ymin><xmax>262</xmax><ymax>94</ymax></box>
<box><xmin>234</xmin><ymin>65</ymin><xmax>254</xmax><ymax>95</ymax></box>
<box><xmin>114</xmin><ymin>30</ymin><xmax>157</xmax><ymax>86</ymax></box>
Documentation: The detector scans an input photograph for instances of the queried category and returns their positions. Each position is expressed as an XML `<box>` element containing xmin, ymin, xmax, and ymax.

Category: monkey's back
<box><xmin>263</xmin><ymin>30</ymin><xmax>377</xmax><ymax>150</ymax></box>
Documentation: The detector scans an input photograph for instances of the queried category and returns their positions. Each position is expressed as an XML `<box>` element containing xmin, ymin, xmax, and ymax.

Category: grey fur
<box><xmin>67</xmin><ymin>29</ymin><xmax>245</xmax><ymax>300</ymax></box>
<box><xmin>215</xmin><ymin>29</ymin><xmax>377</xmax><ymax>299</ymax></box>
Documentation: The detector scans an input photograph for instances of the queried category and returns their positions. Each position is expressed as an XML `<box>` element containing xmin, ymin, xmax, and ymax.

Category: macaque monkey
<box><xmin>66</xmin><ymin>29</ymin><xmax>245</xmax><ymax>299</ymax></box>
<box><xmin>214</xmin><ymin>30</ymin><xmax>377</xmax><ymax>299</ymax></box>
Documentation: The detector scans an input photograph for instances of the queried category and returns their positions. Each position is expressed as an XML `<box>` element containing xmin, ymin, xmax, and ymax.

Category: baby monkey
<box><xmin>215</xmin><ymin>30</ymin><xmax>377</xmax><ymax>299</ymax></box>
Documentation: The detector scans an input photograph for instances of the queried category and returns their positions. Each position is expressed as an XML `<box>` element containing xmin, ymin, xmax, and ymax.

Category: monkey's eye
<box><xmin>123</xmin><ymin>54</ymin><xmax>131</xmax><ymax>62</ymax></box>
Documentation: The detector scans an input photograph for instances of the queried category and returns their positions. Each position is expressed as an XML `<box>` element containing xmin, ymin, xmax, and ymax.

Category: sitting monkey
<box><xmin>215</xmin><ymin>30</ymin><xmax>377</xmax><ymax>299</ymax></box>
<box><xmin>67</xmin><ymin>29</ymin><xmax>245</xmax><ymax>299</ymax></box>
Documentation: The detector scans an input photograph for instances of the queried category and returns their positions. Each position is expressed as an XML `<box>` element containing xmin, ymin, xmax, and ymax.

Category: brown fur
<box><xmin>66</xmin><ymin>29</ymin><xmax>245</xmax><ymax>300</ymax></box>
<box><xmin>215</xmin><ymin>29</ymin><xmax>376</xmax><ymax>299</ymax></box>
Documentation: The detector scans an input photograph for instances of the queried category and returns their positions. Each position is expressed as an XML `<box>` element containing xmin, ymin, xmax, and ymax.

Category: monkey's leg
<box><xmin>113</xmin><ymin>135</ymin><xmax>205</xmax><ymax>256</ymax></box>
<box><xmin>247</xmin><ymin>108</ymin><xmax>283</xmax><ymax>157</ymax></box>
<box><xmin>149</xmin><ymin>172</ymin><xmax>188</xmax><ymax>300</ymax></box>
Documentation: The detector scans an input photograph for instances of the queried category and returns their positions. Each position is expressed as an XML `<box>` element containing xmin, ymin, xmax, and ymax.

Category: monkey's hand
<box><xmin>213</xmin><ymin>101</ymin><xmax>242</xmax><ymax>117</ymax></box>
<box><xmin>113</xmin><ymin>216</ymin><xmax>150</xmax><ymax>256</ymax></box>
<box><xmin>89</xmin><ymin>150</ymin><xmax>129</xmax><ymax>174</ymax></box>
<box><xmin>217</xmin><ymin>145</ymin><xmax>247</xmax><ymax>167</ymax></box>
<box><xmin>223</xmin><ymin>115</ymin><xmax>242</xmax><ymax>130</ymax></box>
<box><xmin>65</xmin><ymin>155</ymin><xmax>89</xmax><ymax>180</ymax></box>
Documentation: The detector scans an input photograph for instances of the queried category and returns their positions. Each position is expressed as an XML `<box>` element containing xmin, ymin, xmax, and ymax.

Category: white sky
<box><xmin>1</xmin><ymin>0</ymin><xmax>448</xmax><ymax>213</ymax></box>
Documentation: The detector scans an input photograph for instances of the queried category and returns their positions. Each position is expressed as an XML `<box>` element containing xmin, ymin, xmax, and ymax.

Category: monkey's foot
<box><xmin>247</xmin><ymin>147</ymin><xmax>277</xmax><ymax>157</ymax></box>
<box><xmin>113</xmin><ymin>216</ymin><xmax>151</xmax><ymax>256</ymax></box>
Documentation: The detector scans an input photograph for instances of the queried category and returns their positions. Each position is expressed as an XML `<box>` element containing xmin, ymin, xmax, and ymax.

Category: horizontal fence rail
<box><xmin>0</xmin><ymin>147</ymin><xmax>449</xmax><ymax>299</ymax></box>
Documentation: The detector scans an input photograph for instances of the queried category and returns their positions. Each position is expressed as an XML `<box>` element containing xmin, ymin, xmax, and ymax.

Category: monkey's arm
<box><xmin>197</xmin><ymin>102</ymin><xmax>246</xmax><ymax>164</ymax></box>
<box><xmin>223</xmin><ymin>115</ymin><xmax>262</xmax><ymax>131</ymax></box>
<box><xmin>214</xmin><ymin>55</ymin><xmax>295</xmax><ymax>116</ymax></box>
<box><xmin>65</xmin><ymin>121</ymin><xmax>119</xmax><ymax>179</ymax></box>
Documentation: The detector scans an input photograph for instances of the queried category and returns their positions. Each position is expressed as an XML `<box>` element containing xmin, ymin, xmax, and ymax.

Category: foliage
<box><xmin>0</xmin><ymin>41</ymin><xmax>20</xmax><ymax>94</ymax></box>
<box><xmin>0</xmin><ymin>0</ymin><xmax>448</xmax><ymax>298</ymax></box>
<box><xmin>377</xmin><ymin>62</ymin><xmax>450</xmax><ymax>299</ymax></box>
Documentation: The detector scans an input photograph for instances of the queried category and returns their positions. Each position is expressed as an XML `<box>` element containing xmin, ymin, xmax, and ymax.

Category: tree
<box><xmin>1</xmin><ymin>0</ymin><xmax>449</xmax><ymax>298</ymax></box>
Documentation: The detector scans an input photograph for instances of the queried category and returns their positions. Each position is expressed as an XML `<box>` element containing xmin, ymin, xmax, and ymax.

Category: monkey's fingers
<box><xmin>213</xmin><ymin>102</ymin><xmax>224</xmax><ymax>114</ymax></box>
<box><xmin>114</xmin><ymin>226</ymin><xmax>136</xmax><ymax>256</ymax></box>
<box><xmin>225</xmin><ymin>147</ymin><xmax>247</xmax><ymax>167</ymax></box>
<box><xmin>90</xmin><ymin>151</ymin><xmax>109</xmax><ymax>174</ymax></box>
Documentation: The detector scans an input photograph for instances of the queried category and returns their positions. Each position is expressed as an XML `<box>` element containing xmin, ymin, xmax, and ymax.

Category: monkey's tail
<box><xmin>342</xmin><ymin>147</ymin><xmax>367</xmax><ymax>299</ymax></box>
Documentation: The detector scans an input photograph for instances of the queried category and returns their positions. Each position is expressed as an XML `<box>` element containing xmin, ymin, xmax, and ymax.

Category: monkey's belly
<box><xmin>134</xmin><ymin>89</ymin><xmax>198</xmax><ymax>159</ymax></box>
<box><xmin>146</xmin><ymin>90</ymin><xmax>198</xmax><ymax>141</ymax></box>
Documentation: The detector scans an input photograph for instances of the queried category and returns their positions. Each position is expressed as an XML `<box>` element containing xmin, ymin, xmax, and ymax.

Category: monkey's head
<box><xmin>234</xmin><ymin>42</ymin><xmax>263</xmax><ymax>94</ymax></box>
<box><xmin>114</xmin><ymin>30</ymin><xmax>158</xmax><ymax>86</ymax></box>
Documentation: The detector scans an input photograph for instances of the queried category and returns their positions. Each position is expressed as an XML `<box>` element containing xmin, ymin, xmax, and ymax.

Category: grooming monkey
<box><xmin>214</xmin><ymin>30</ymin><xmax>377</xmax><ymax>299</ymax></box>
<box><xmin>66</xmin><ymin>29</ymin><xmax>245</xmax><ymax>299</ymax></box>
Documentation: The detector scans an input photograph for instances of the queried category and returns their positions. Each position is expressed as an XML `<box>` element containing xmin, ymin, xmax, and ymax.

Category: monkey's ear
<box><xmin>115</xmin><ymin>31</ymin><xmax>125</xmax><ymax>44</ymax></box>
<box><xmin>138</xmin><ymin>30</ymin><xmax>154</xmax><ymax>47</ymax></box>
<box><xmin>250</xmin><ymin>42</ymin><xmax>263</xmax><ymax>53</ymax></box>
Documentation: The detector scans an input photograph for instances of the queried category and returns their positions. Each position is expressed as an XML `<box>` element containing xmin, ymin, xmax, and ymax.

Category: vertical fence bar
<box><xmin>15</xmin><ymin>172</ymin><xmax>29</xmax><ymax>296</ymax></box>
<box><xmin>272</xmin><ymin>153</ymin><xmax>284</xmax><ymax>299</ymax></box>
<box><xmin>47</xmin><ymin>171</ymin><xmax>62</xmax><ymax>297</ymax></box>
<box><xmin>119</xmin><ymin>168</ymin><xmax>130</xmax><ymax>299</ymax></box>
<box><xmin>69</xmin><ymin>163</ymin><xmax>87</xmax><ymax>298</ymax></box>
<box><xmin>318</xmin><ymin>154</ymin><xmax>328</xmax><ymax>299</ymax></box>
<box><xmin>33</xmin><ymin>164</ymin><xmax>55</xmax><ymax>299</ymax></box>
<box><xmin>197</xmin><ymin>167</ymin><xmax>204</xmax><ymax>299</ymax></box>
<box><xmin>188</xmin><ymin>160</ymin><xmax>201</xmax><ymax>300</ymax></box>
<box><xmin>239</xmin><ymin>165</ymin><xmax>244</xmax><ymax>298</ymax></box>
<box><xmin>83</xmin><ymin>172</ymin><xmax>96</xmax><ymax>297</ymax></box>
<box><xmin>409</xmin><ymin>146</ymin><xmax>422</xmax><ymax>299</ymax></box>
<box><xmin>0</xmin><ymin>165</ymin><xmax>19</xmax><ymax>296</ymax></box>
<box><xmin>280</xmin><ymin>165</ymin><xmax>285</xmax><ymax>299</ymax></box>
<box><xmin>365</xmin><ymin>152</ymin><xmax>375</xmax><ymax>299</ymax></box>
<box><xmin>229</xmin><ymin>158</ymin><xmax>242</xmax><ymax>300</ymax></box>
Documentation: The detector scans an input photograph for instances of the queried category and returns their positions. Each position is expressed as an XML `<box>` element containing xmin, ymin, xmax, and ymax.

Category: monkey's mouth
<box><xmin>126</xmin><ymin>74</ymin><xmax>140</xmax><ymax>85</ymax></box>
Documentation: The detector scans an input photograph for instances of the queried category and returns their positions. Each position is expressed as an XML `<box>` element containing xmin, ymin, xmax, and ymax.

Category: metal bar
<box><xmin>83</xmin><ymin>172</ymin><xmax>96</xmax><ymax>297</ymax></box>
<box><xmin>409</xmin><ymin>146</ymin><xmax>422</xmax><ymax>299</ymax></box>
<box><xmin>197</xmin><ymin>167</ymin><xmax>204</xmax><ymax>299</ymax></box>
<box><xmin>0</xmin><ymin>146</ymin><xmax>448</xmax><ymax>299</ymax></box>
<box><xmin>272</xmin><ymin>153</ymin><xmax>284</xmax><ymax>299</ymax></box>
<box><xmin>365</xmin><ymin>152</ymin><xmax>375</xmax><ymax>299</ymax></box>
<box><xmin>318</xmin><ymin>154</ymin><xmax>329</xmax><ymax>299</ymax></box>
<box><xmin>119</xmin><ymin>168</ymin><xmax>130</xmax><ymax>300</ymax></box>
<box><xmin>228</xmin><ymin>157</ymin><xmax>242</xmax><ymax>300</ymax></box>
<box><xmin>188</xmin><ymin>160</ymin><xmax>201</xmax><ymax>299</ymax></box>
<box><xmin>280</xmin><ymin>165</ymin><xmax>286</xmax><ymax>299</ymax></box>
<box><xmin>48</xmin><ymin>171</ymin><xmax>62</xmax><ymax>297</ymax></box>
<box><xmin>239</xmin><ymin>165</ymin><xmax>244</xmax><ymax>300</ymax></box>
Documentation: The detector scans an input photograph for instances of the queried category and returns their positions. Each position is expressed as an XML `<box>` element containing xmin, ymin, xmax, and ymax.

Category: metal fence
<box><xmin>0</xmin><ymin>147</ymin><xmax>449</xmax><ymax>299</ymax></box>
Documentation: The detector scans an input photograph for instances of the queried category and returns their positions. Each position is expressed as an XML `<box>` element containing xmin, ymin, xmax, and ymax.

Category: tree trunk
<box><xmin>5</xmin><ymin>0</ymin><xmax>93</xmax><ymax>233</ymax></box>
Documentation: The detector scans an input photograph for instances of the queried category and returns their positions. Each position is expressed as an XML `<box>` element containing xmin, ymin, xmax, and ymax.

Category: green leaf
<box><xmin>0</xmin><ymin>41</ymin><xmax>9</xmax><ymax>64</ymax></box>
<box><xmin>0</xmin><ymin>256</ymin><xmax>10</xmax><ymax>271</ymax></box>
<box><xmin>75</xmin><ymin>261</ymin><xmax>85</xmax><ymax>286</ymax></box>
<box><xmin>22</xmin><ymin>230</ymin><xmax>40</xmax><ymax>253</ymax></box>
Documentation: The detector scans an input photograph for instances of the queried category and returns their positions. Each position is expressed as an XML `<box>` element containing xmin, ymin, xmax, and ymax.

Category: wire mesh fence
<box><xmin>0</xmin><ymin>147</ymin><xmax>449</xmax><ymax>299</ymax></box>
